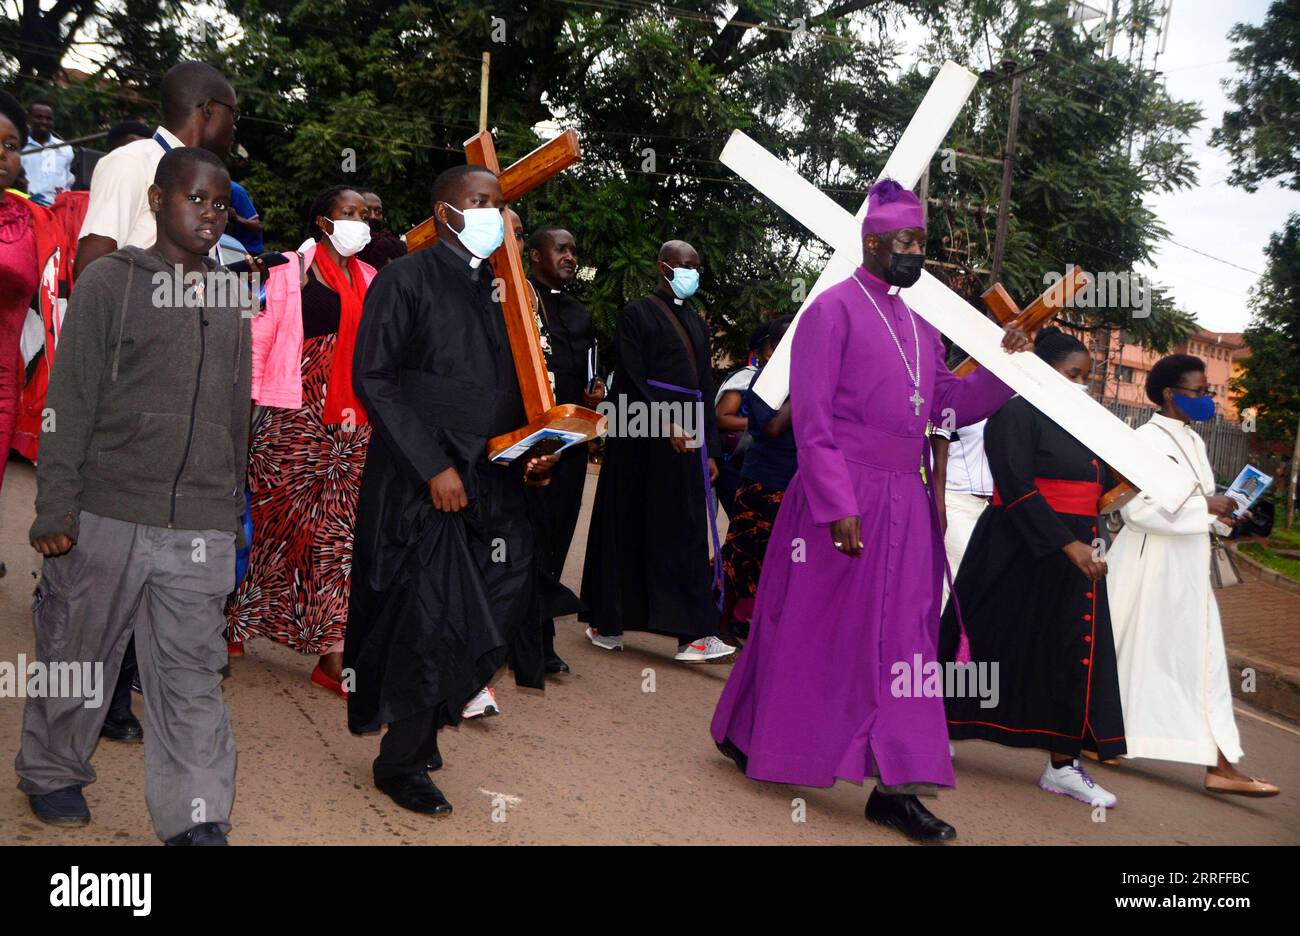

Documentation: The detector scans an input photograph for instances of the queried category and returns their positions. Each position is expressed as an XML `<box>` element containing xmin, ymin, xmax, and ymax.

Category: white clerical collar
<box><xmin>469</xmin><ymin>256</ymin><xmax>483</xmax><ymax>268</ymax></box>
<box><xmin>673</xmin><ymin>297</ymin><xmax>683</xmax><ymax>305</ymax></box>
<box><xmin>1150</xmin><ymin>412</ymin><xmax>1190</xmax><ymax>432</ymax></box>
<box><xmin>887</xmin><ymin>285</ymin><xmax>902</xmax><ymax>296</ymax></box>
<box><xmin>550</xmin><ymin>288</ymin><xmax>561</xmax><ymax>294</ymax></box>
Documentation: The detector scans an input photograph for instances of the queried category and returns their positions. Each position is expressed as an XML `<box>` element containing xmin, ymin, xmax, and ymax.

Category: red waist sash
<box><xmin>992</xmin><ymin>478</ymin><xmax>1101</xmax><ymax>516</ymax></box>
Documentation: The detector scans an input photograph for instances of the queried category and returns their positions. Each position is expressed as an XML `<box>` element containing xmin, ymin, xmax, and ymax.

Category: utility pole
<box><xmin>983</xmin><ymin>50</ymin><xmax>1043</xmax><ymax>286</ymax></box>
<box><xmin>918</xmin><ymin>166</ymin><xmax>929</xmax><ymax>227</ymax></box>
<box><xmin>479</xmin><ymin>52</ymin><xmax>491</xmax><ymax>132</ymax></box>
<box><xmin>990</xmin><ymin>70</ymin><xmax>1023</xmax><ymax>285</ymax></box>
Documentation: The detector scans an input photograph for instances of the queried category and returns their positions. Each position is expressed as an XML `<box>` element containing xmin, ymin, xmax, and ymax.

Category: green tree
<box><xmin>1236</xmin><ymin>214</ymin><xmax>1300</xmax><ymax>442</ymax></box>
<box><xmin>1210</xmin><ymin>0</ymin><xmax>1300</xmax><ymax>192</ymax></box>
<box><xmin>1</xmin><ymin>0</ymin><xmax>193</xmax><ymax>147</ymax></box>
<box><xmin>1213</xmin><ymin>0</ymin><xmax>1300</xmax><ymax>525</ymax></box>
<box><xmin>7</xmin><ymin>0</ymin><xmax>1205</xmax><ymax>370</ymax></box>
<box><xmin>207</xmin><ymin>0</ymin><xmax>948</xmax><ymax>366</ymax></box>
<box><xmin>0</xmin><ymin>0</ymin><xmax>101</xmax><ymax>81</ymax></box>
<box><xmin>922</xmin><ymin>0</ymin><xmax>1199</xmax><ymax>352</ymax></box>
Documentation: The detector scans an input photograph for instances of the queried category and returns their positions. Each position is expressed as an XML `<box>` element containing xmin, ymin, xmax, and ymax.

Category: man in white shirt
<box><xmin>931</xmin><ymin>417</ymin><xmax>993</xmax><ymax>608</ymax></box>
<box><xmin>20</xmin><ymin>101</ymin><xmax>74</xmax><ymax>206</ymax></box>
<box><xmin>74</xmin><ymin>61</ymin><xmax>238</xmax><ymax>279</ymax></box>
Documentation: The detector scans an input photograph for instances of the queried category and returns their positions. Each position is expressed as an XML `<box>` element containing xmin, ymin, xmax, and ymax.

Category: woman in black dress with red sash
<box><xmin>942</xmin><ymin>328</ymin><xmax>1125</xmax><ymax>809</ymax></box>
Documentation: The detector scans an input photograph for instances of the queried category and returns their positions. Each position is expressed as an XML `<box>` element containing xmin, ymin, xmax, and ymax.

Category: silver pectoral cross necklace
<box><xmin>852</xmin><ymin>273</ymin><xmax>924</xmax><ymax>415</ymax></box>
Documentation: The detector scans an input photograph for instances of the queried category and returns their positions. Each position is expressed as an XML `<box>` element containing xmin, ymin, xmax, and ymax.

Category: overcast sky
<box><xmin>1137</xmin><ymin>0</ymin><xmax>1298</xmax><ymax>334</ymax></box>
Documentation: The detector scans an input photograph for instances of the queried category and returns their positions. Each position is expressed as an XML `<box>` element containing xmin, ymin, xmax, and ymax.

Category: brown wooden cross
<box><xmin>952</xmin><ymin>265</ymin><xmax>1089</xmax><ymax>375</ymax></box>
<box><xmin>405</xmin><ymin>129</ymin><xmax>605</xmax><ymax>464</ymax></box>
<box><xmin>948</xmin><ymin>265</ymin><xmax>1136</xmax><ymax>511</ymax></box>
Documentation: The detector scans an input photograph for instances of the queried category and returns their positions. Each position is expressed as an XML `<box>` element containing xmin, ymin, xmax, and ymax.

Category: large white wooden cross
<box><xmin>721</xmin><ymin>62</ymin><xmax>1195</xmax><ymax>512</ymax></box>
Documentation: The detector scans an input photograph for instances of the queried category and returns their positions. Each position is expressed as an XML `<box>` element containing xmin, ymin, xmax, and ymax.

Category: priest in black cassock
<box><xmin>526</xmin><ymin>224</ymin><xmax>605</xmax><ymax>675</ymax></box>
<box><xmin>345</xmin><ymin>164</ymin><xmax>559</xmax><ymax>816</ymax></box>
<box><xmin>580</xmin><ymin>240</ymin><xmax>735</xmax><ymax>663</ymax></box>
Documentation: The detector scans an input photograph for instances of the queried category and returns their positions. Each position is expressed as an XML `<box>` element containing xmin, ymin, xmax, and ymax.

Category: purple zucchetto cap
<box><xmin>861</xmin><ymin>178</ymin><xmax>925</xmax><ymax>237</ymax></box>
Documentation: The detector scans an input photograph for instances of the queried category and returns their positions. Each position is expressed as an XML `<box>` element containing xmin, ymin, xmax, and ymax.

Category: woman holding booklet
<box><xmin>1105</xmin><ymin>354</ymin><xmax>1278</xmax><ymax>797</ymax></box>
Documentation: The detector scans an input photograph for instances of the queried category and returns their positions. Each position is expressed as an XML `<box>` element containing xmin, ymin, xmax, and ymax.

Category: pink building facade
<box><xmin>1085</xmin><ymin>328</ymin><xmax>1249</xmax><ymax>419</ymax></box>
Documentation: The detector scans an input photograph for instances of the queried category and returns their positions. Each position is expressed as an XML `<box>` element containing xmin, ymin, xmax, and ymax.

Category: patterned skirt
<box><xmin>721</xmin><ymin>480</ymin><xmax>785</xmax><ymax>623</ymax></box>
<box><xmin>225</xmin><ymin>333</ymin><xmax>371</xmax><ymax>654</ymax></box>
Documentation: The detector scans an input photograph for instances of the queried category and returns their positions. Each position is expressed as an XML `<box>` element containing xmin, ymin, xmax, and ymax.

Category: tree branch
<box><xmin>710</xmin><ymin>0</ymin><xmax>890</xmax><ymax>78</ymax></box>
<box><xmin>701</xmin><ymin>4</ymin><xmax>765</xmax><ymax>70</ymax></box>
<box><xmin>46</xmin><ymin>0</ymin><xmax>86</xmax><ymax>25</ymax></box>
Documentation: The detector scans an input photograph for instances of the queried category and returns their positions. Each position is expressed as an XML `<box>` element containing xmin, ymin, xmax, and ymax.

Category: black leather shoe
<box><xmin>716</xmin><ymin>737</ymin><xmax>749</xmax><ymax>774</ymax></box>
<box><xmin>425</xmin><ymin>751</ymin><xmax>443</xmax><ymax>772</ymax></box>
<box><xmin>375</xmin><ymin>772</ymin><xmax>453</xmax><ymax>816</ymax></box>
<box><xmin>166</xmin><ymin>822</ymin><xmax>228</xmax><ymax>845</ymax></box>
<box><xmin>544</xmin><ymin>652</ymin><xmax>570</xmax><ymax>675</ymax></box>
<box><xmin>100</xmin><ymin>710</ymin><xmax>143</xmax><ymax>743</ymax></box>
<box><xmin>865</xmin><ymin>789</ymin><xmax>956</xmax><ymax>843</ymax></box>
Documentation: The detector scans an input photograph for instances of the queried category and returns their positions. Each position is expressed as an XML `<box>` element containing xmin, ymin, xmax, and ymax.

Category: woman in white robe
<box><xmin>1107</xmin><ymin>355</ymin><xmax>1278</xmax><ymax>797</ymax></box>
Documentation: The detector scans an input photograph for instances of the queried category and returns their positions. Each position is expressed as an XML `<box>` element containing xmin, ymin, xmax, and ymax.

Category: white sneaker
<box><xmin>1039</xmin><ymin>758</ymin><xmax>1117</xmax><ymax>808</ymax></box>
<box><xmin>586</xmin><ymin>627</ymin><xmax>623</xmax><ymax>651</ymax></box>
<box><xmin>674</xmin><ymin>636</ymin><xmax>737</xmax><ymax>662</ymax></box>
<box><xmin>462</xmin><ymin>686</ymin><xmax>500</xmax><ymax>719</ymax></box>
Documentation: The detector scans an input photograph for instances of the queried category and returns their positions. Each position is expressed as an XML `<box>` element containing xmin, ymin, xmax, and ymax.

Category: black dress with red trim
<box><xmin>939</xmin><ymin>395</ymin><xmax>1126</xmax><ymax>760</ymax></box>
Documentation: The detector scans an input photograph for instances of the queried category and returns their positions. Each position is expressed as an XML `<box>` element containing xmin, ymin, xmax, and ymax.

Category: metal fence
<box><xmin>1101</xmin><ymin>400</ymin><xmax>1251</xmax><ymax>486</ymax></box>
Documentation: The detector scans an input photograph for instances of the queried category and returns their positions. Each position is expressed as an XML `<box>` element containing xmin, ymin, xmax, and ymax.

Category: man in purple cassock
<box><xmin>710</xmin><ymin>179</ymin><xmax>1031</xmax><ymax>843</ymax></box>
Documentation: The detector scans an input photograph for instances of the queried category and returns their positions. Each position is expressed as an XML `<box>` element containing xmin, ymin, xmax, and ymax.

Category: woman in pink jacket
<box><xmin>226</xmin><ymin>185</ymin><xmax>379</xmax><ymax>696</ymax></box>
<box><xmin>2</xmin><ymin>92</ymin><xmax>65</xmax><ymax>486</ymax></box>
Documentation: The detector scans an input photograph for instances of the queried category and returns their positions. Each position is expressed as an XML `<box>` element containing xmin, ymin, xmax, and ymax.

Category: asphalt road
<box><xmin>1</xmin><ymin>460</ymin><xmax>1295</xmax><ymax>845</ymax></box>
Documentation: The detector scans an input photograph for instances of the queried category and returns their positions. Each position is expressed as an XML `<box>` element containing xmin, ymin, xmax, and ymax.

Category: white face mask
<box><xmin>324</xmin><ymin>218</ymin><xmax>371</xmax><ymax>257</ymax></box>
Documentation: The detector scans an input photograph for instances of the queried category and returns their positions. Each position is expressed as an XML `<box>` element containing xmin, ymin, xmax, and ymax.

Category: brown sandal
<box><xmin>1204</xmin><ymin>773</ymin><xmax>1280</xmax><ymax>797</ymax></box>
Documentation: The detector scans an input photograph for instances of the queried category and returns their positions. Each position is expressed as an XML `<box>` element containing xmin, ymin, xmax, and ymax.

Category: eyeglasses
<box><xmin>205</xmin><ymin>99</ymin><xmax>240</xmax><ymax>123</ymax></box>
<box><xmin>1173</xmin><ymin>384</ymin><xmax>1212</xmax><ymax>397</ymax></box>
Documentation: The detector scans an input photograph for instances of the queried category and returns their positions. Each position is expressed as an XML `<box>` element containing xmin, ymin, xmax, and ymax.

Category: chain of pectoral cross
<box><xmin>851</xmin><ymin>273</ymin><xmax>925</xmax><ymax>416</ymax></box>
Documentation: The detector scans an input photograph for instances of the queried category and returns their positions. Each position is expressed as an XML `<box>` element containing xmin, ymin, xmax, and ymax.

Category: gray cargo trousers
<box><xmin>15</xmin><ymin>511</ymin><xmax>237</xmax><ymax>841</ymax></box>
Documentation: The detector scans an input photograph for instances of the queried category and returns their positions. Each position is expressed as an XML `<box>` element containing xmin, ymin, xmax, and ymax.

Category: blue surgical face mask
<box><xmin>443</xmin><ymin>203</ymin><xmax>504</xmax><ymax>259</ymax></box>
<box><xmin>665</xmin><ymin>266</ymin><xmax>700</xmax><ymax>299</ymax></box>
<box><xmin>1173</xmin><ymin>393</ymin><xmax>1215</xmax><ymax>421</ymax></box>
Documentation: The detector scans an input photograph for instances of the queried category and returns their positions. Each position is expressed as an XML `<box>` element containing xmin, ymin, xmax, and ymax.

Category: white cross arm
<box><xmin>904</xmin><ymin>271</ymin><xmax>1197</xmax><ymax>513</ymax></box>
<box><xmin>717</xmin><ymin>130</ymin><xmax>862</xmax><ymax>253</ymax></box>
<box><xmin>732</xmin><ymin>61</ymin><xmax>980</xmax><ymax>409</ymax></box>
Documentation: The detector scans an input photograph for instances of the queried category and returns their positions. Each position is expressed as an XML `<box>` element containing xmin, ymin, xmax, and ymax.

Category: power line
<box><xmin>556</xmin><ymin>0</ymin><xmax>859</xmax><ymax>46</ymax></box>
<box><xmin>1164</xmin><ymin>239</ymin><xmax>1263</xmax><ymax>277</ymax></box>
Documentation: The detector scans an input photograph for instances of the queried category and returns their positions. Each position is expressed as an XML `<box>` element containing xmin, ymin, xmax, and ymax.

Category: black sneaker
<box><xmin>30</xmin><ymin>785</ymin><xmax>91</xmax><ymax>827</ymax></box>
<box><xmin>165</xmin><ymin>823</ymin><xmax>228</xmax><ymax>845</ymax></box>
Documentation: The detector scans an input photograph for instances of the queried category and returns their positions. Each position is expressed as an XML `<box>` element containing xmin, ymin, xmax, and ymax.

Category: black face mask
<box><xmin>885</xmin><ymin>252</ymin><xmax>924</xmax><ymax>288</ymax></box>
<box><xmin>367</xmin><ymin>218</ymin><xmax>384</xmax><ymax>234</ymax></box>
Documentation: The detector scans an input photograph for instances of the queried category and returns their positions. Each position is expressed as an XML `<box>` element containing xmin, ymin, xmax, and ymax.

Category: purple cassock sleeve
<box><xmin>926</xmin><ymin>330</ymin><xmax>1015</xmax><ymax>430</ymax></box>
<box><xmin>790</xmin><ymin>301</ymin><xmax>858</xmax><ymax>526</ymax></box>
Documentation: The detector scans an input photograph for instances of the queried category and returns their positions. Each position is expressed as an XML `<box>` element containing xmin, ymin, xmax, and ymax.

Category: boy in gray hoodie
<box><xmin>16</xmin><ymin>147</ymin><xmax>252</xmax><ymax>845</ymax></box>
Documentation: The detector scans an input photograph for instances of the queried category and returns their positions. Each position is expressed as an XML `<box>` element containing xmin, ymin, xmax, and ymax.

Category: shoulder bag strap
<box><xmin>648</xmin><ymin>294</ymin><xmax>700</xmax><ymax>387</ymax></box>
